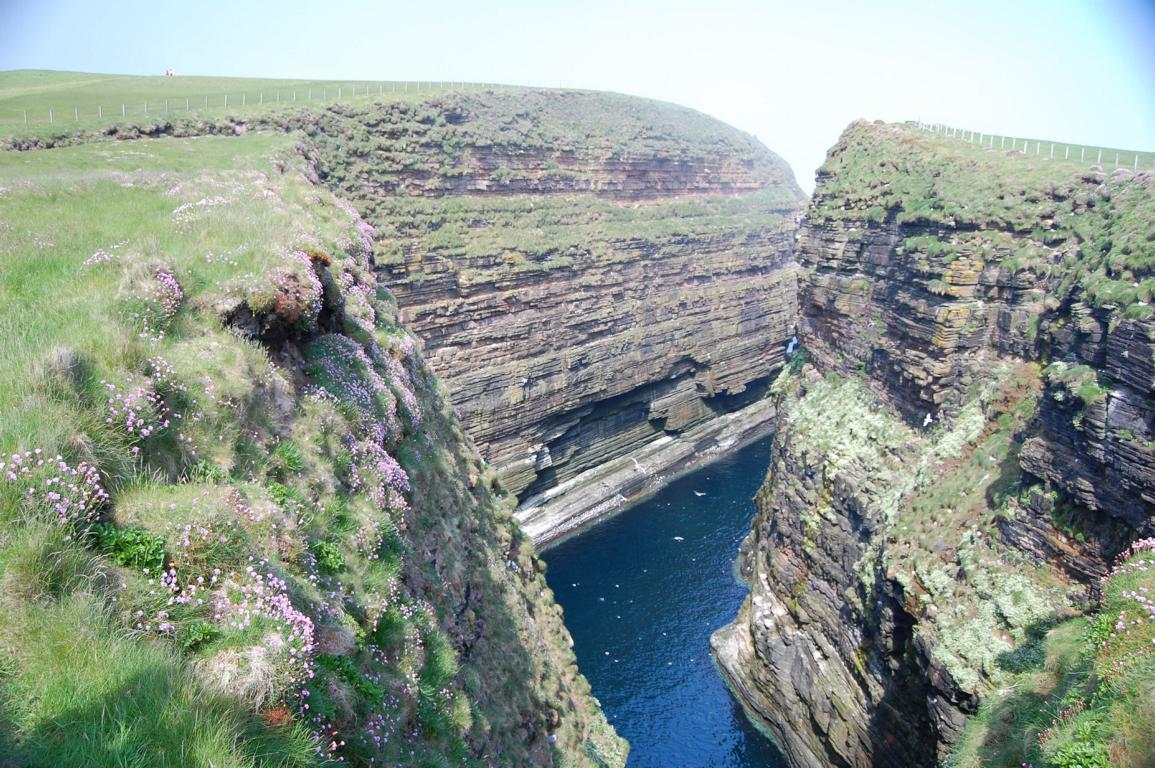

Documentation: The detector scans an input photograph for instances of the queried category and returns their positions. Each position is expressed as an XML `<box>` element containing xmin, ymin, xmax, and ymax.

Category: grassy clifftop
<box><xmin>0</xmin><ymin>74</ymin><xmax>809</xmax><ymax>766</ymax></box>
<box><xmin>0</xmin><ymin>130</ymin><xmax>624</xmax><ymax>766</ymax></box>
<box><xmin>811</xmin><ymin>120</ymin><xmax>1154</xmax><ymax>315</ymax></box>
<box><xmin>949</xmin><ymin>538</ymin><xmax>1155</xmax><ymax>767</ymax></box>
<box><xmin>0</xmin><ymin>70</ymin><xmax>502</xmax><ymax>138</ymax></box>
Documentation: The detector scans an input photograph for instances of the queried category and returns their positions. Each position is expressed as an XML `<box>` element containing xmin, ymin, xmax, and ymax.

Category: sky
<box><xmin>2</xmin><ymin>0</ymin><xmax>1153</xmax><ymax>192</ymax></box>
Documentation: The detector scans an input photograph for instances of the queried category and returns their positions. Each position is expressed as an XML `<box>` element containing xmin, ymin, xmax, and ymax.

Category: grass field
<box><xmin>0</xmin><ymin>69</ymin><xmax>518</xmax><ymax>138</ymax></box>
<box><xmin>916</xmin><ymin>121</ymin><xmax>1155</xmax><ymax>171</ymax></box>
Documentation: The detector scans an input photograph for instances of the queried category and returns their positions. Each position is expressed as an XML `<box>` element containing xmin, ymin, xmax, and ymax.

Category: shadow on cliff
<box><xmin>394</xmin><ymin>389</ymin><xmax>599</xmax><ymax>763</ymax></box>
<box><xmin>863</xmin><ymin>600</ymin><xmax>941</xmax><ymax>768</ymax></box>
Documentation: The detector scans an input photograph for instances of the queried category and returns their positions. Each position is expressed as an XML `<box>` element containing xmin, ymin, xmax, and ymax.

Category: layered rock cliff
<box><xmin>714</xmin><ymin>121</ymin><xmax>1155</xmax><ymax>767</ymax></box>
<box><xmin>302</xmin><ymin>91</ymin><xmax>806</xmax><ymax>543</ymax></box>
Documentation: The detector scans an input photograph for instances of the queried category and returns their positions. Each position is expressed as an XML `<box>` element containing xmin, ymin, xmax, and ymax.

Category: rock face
<box><xmin>712</xmin><ymin>384</ymin><xmax>957</xmax><ymax>768</ymax></box>
<box><xmin>307</xmin><ymin>91</ymin><xmax>805</xmax><ymax>542</ymax></box>
<box><xmin>714</xmin><ymin>121</ymin><xmax>1155</xmax><ymax>768</ymax></box>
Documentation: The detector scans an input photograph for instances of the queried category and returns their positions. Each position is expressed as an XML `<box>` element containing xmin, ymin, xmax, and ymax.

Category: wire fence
<box><xmin>2</xmin><ymin>80</ymin><xmax>519</xmax><ymax>131</ymax></box>
<box><xmin>913</xmin><ymin>120</ymin><xmax>1155</xmax><ymax>171</ymax></box>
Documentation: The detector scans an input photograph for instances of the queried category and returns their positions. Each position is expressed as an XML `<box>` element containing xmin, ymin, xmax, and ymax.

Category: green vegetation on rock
<box><xmin>948</xmin><ymin>538</ymin><xmax>1155</xmax><ymax>768</ymax></box>
<box><xmin>813</xmin><ymin>120</ymin><xmax>1155</xmax><ymax>312</ymax></box>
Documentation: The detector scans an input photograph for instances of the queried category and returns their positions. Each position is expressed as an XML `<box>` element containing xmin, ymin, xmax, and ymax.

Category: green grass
<box><xmin>0</xmin><ymin>69</ymin><xmax>514</xmax><ymax>139</ymax></box>
<box><xmin>0</xmin><ymin>580</ymin><xmax>316</xmax><ymax>768</ymax></box>
<box><xmin>920</xmin><ymin>121</ymin><xmax>1155</xmax><ymax>171</ymax></box>
<box><xmin>0</xmin><ymin>131</ymin><xmax>321</xmax><ymax>459</ymax></box>
<box><xmin>0</xmin><ymin>131</ymin><xmax>360</xmax><ymax>762</ymax></box>
<box><xmin>948</xmin><ymin>540</ymin><xmax>1155</xmax><ymax>768</ymax></box>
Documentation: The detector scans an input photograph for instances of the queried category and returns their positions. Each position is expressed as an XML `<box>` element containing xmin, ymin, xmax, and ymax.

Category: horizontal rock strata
<box><xmin>518</xmin><ymin>392</ymin><xmax>779</xmax><ymax>546</ymax></box>
<box><xmin>307</xmin><ymin>91</ymin><xmax>806</xmax><ymax>541</ymax></box>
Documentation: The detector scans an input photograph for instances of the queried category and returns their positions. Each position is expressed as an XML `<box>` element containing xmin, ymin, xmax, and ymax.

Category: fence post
<box><xmin>122</xmin><ymin>103</ymin><xmax>126</xmax><ymax>117</ymax></box>
<box><xmin>49</xmin><ymin>109</ymin><xmax>53</xmax><ymax>123</ymax></box>
<box><xmin>1065</xmin><ymin>146</ymin><xmax>1069</xmax><ymax>160</ymax></box>
<box><xmin>1134</xmin><ymin>154</ymin><xmax>1138</xmax><ymax>170</ymax></box>
<box><xmin>1081</xmin><ymin>147</ymin><xmax>1085</xmax><ymax>162</ymax></box>
<box><xmin>1115</xmin><ymin>152</ymin><xmax>1119</xmax><ymax>168</ymax></box>
<box><xmin>338</xmin><ymin>87</ymin><xmax>342</xmax><ymax>99</ymax></box>
<box><xmin>242</xmin><ymin>94</ymin><xmax>246</xmax><ymax>105</ymax></box>
<box><xmin>74</xmin><ymin>107</ymin><xmax>78</xmax><ymax>122</ymax></box>
<box><xmin>259</xmin><ymin>92</ymin><xmax>263</xmax><ymax>104</ymax></box>
<box><xmin>23</xmin><ymin>109</ymin><xmax>27</xmax><ymax>124</ymax></box>
<box><xmin>144</xmin><ymin>101</ymin><xmax>148</xmax><ymax>114</ymax></box>
<box><xmin>224</xmin><ymin>95</ymin><xmax>228</xmax><ymax>108</ymax></box>
<box><xmin>165</xmin><ymin>99</ymin><xmax>169</xmax><ymax>113</ymax></box>
<box><xmin>98</xmin><ymin>105</ymin><xmax>102</xmax><ymax>119</ymax></box>
<box><xmin>204</xmin><ymin>95</ymin><xmax>208</xmax><ymax>108</ymax></box>
<box><xmin>1050</xmin><ymin>144</ymin><xmax>1054</xmax><ymax>160</ymax></box>
<box><xmin>1036</xmin><ymin>141</ymin><xmax>1040</xmax><ymax>156</ymax></box>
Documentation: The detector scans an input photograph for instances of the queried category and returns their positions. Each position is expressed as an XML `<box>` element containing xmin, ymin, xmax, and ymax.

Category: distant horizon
<box><xmin>3</xmin><ymin>0</ymin><xmax>1154</xmax><ymax>193</ymax></box>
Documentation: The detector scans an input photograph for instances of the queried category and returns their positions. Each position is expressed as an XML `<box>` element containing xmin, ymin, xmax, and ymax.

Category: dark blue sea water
<box><xmin>543</xmin><ymin>437</ymin><xmax>786</xmax><ymax>768</ymax></box>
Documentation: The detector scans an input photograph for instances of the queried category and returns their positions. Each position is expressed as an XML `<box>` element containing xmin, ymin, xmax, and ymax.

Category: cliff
<box><xmin>0</xmin><ymin>131</ymin><xmax>624</xmax><ymax>766</ymax></box>
<box><xmin>714</xmin><ymin>121</ymin><xmax>1155</xmax><ymax>767</ymax></box>
<box><xmin>301</xmin><ymin>91</ymin><xmax>805</xmax><ymax>543</ymax></box>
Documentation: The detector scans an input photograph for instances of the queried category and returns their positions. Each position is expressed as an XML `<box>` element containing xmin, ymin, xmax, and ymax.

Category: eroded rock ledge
<box><xmin>518</xmin><ymin>390</ymin><xmax>779</xmax><ymax>546</ymax></box>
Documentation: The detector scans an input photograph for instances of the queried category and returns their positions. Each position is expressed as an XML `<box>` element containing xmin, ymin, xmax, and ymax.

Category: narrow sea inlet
<box><xmin>543</xmin><ymin>437</ymin><xmax>786</xmax><ymax>767</ymax></box>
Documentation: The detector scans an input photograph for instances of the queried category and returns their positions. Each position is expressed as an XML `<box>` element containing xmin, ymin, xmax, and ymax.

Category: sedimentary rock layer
<box><xmin>518</xmin><ymin>393</ymin><xmax>779</xmax><ymax>545</ymax></box>
<box><xmin>307</xmin><ymin>91</ymin><xmax>805</xmax><ymax>539</ymax></box>
<box><xmin>712</xmin><ymin>379</ymin><xmax>950</xmax><ymax>768</ymax></box>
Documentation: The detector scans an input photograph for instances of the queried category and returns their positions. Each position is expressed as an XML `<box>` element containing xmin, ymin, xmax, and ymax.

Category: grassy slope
<box><xmin>948</xmin><ymin>539</ymin><xmax>1155</xmax><ymax>768</ymax></box>
<box><xmin>0</xmin><ymin>69</ymin><xmax>505</xmax><ymax>137</ymax></box>
<box><xmin>0</xmin><ymin>78</ymin><xmax>806</xmax><ymax>767</ymax></box>
<box><xmin>0</xmin><ymin>131</ymin><xmax>623</xmax><ymax>766</ymax></box>
<box><xmin>924</xmin><ymin>124</ymin><xmax>1155</xmax><ymax>172</ymax></box>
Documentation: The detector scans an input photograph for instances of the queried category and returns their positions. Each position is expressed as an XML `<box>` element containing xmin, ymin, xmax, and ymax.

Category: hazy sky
<box><xmin>2</xmin><ymin>0</ymin><xmax>1153</xmax><ymax>192</ymax></box>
